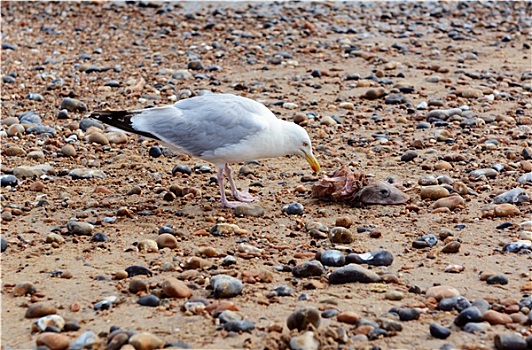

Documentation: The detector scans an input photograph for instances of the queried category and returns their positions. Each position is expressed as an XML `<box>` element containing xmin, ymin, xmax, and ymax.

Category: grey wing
<box><xmin>130</xmin><ymin>101</ymin><xmax>268</xmax><ymax>157</ymax></box>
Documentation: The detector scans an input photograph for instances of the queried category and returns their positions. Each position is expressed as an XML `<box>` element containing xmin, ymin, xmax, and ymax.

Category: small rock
<box><xmin>13</xmin><ymin>282</ymin><xmax>37</xmax><ymax>296</ymax></box>
<box><xmin>384</xmin><ymin>290</ymin><xmax>404</xmax><ymax>301</ymax></box>
<box><xmin>493</xmin><ymin>203</ymin><xmax>520</xmax><ymax>217</ymax></box>
<box><xmin>137</xmin><ymin>294</ymin><xmax>160</xmax><ymax>307</ymax></box>
<box><xmin>420</xmin><ymin>185</ymin><xmax>450</xmax><ymax>200</ymax></box>
<box><xmin>320</xmin><ymin>250</ymin><xmax>346</xmax><ymax>267</ymax></box>
<box><xmin>282</xmin><ymin>202</ymin><xmax>304</xmax><ymax>215</ymax></box>
<box><xmin>69</xmin><ymin>168</ymin><xmax>105</xmax><ymax>179</ymax></box>
<box><xmin>329</xmin><ymin>227</ymin><xmax>355</xmax><ymax>244</ymax></box>
<box><xmin>401</xmin><ymin>150</ymin><xmax>418</xmax><ymax>162</ymax></box>
<box><xmin>292</xmin><ymin>260</ymin><xmax>325</xmax><ymax>278</ymax></box>
<box><xmin>125</xmin><ymin>265</ymin><xmax>153</xmax><ymax>277</ymax></box>
<box><xmin>287</xmin><ymin>307</ymin><xmax>321</xmax><ymax>331</ymax></box>
<box><xmin>426</xmin><ymin>285</ymin><xmax>460</xmax><ymax>301</ymax></box>
<box><xmin>128</xmin><ymin>332</ymin><xmax>164</xmax><ymax>350</ymax></box>
<box><xmin>36</xmin><ymin>332</ymin><xmax>70</xmax><ymax>350</ymax></box>
<box><xmin>25</xmin><ymin>302</ymin><xmax>57</xmax><ymax>318</ymax></box>
<box><xmin>61</xmin><ymin>145</ymin><xmax>77</xmax><ymax>157</ymax></box>
<box><xmin>494</xmin><ymin>333</ymin><xmax>528</xmax><ymax>350</ymax></box>
<box><xmin>60</xmin><ymin>98</ymin><xmax>87</xmax><ymax>112</ymax></box>
<box><xmin>35</xmin><ymin>315</ymin><xmax>65</xmax><ymax>332</ymax></box>
<box><xmin>222</xmin><ymin>320</ymin><xmax>255</xmax><ymax>332</ymax></box>
<box><xmin>162</xmin><ymin>277</ymin><xmax>192</xmax><ymax>299</ymax></box>
<box><xmin>432</xmin><ymin>194</ymin><xmax>465</xmax><ymax>211</ymax></box>
<box><xmin>68</xmin><ymin>331</ymin><xmax>97</xmax><ymax>350</ymax></box>
<box><xmin>337</xmin><ymin>311</ymin><xmax>360</xmax><ymax>325</ymax></box>
<box><xmin>483</xmin><ymin>310</ymin><xmax>513</xmax><ymax>325</ymax></box>
<box><xmin>429</xmin><ymin>323</ymin><xmax>451</xmax><ymax>339</ymax></box>
<box><xmin>346</xmin><ymin>249</ymin><xmax>393</xmax><ymax>266</ymax></box>
<box><xmin>494</xmin><ymin>188</ymin><xmax>529</xmax><ymax>204</ymax></box>
<box><xmin>67</xmin><ymin>220</ymin><xmax>93</xmax><ymax>235</ymax></box>
<box><xmin>441</xmin><ymin>241</ymin><xmax>461</xmax><ymax>254</ymax></box>
<box><xmin>412</xmin><ymin>233</ymin><xmax>438</xmax><ymax>248</ymax></box>
<box><xmin>335</xmin><ymin>216</ymin><xmax>353</xmax><ymax>228</ymax></box>
<box><xmin>3</xmin><ymin>146</ymin><xmax>26</xmax><ymax>157</ymax></box>
<box><xmin>156</xmin><ymin>233</ymin><xmax>178</xmax><ymax>249</ymax></box>
<box><xmin>0</xmin><ymin>237</ymin><xmax>7</xmax><ymax>252</ymax></box>
<box><xmin>234</xmin><ymin>204</ymin><xmax>264</xmax><ymax>217</ymax></box>
<box><xmin>1</xmin><ymin>175</ymin><xmax>18</xmax><ymax>187</ymax></box>
<box><xmin>398</xmin><ymin>307</ymin><xmax>420</xmax><ymax>321</ymax></box>
<box><xmin>86</xmin><ymin>132</ymin><xmax>109</xmax><ymax>145</ymax></box>
<box><xmin>486</xmin><ymin>274</ymin><xmax>509</xmax><ymax>285</ymax></box>
<box><xmin>364</xmin><ymin>87</ymin><xmax>386</xmax><ymax>100</ymax></box>
<box><xmin>211</xmin><ymin>275</ymin><xmax>243</xmax><ymax>298</ymax></box>
<box><xmin>138</xmin><ymin>239</ymin><xmax>158</xmax><ymax>253</ymax></box>
<box><xmin>454</xmin><ymin>306</ymin><xmax>483</xmax><ymax>328</ymax></box>
<box><xmin>328</xmin><ymin>264</ymin><xmax>382</xmax><ymax>284</ymax></box>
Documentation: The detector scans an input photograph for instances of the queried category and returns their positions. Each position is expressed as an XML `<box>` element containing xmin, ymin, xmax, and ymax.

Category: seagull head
<box><xmin>288</xmin><ymin>124</ymin><xmax>321</xmax><ymax>173</ymax></box>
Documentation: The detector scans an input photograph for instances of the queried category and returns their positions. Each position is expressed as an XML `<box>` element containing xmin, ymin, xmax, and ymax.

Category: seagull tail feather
<box><xmin>89</xmin><ymin>110</ymin><xmax>160</xmax><ymax>140</ymax></box>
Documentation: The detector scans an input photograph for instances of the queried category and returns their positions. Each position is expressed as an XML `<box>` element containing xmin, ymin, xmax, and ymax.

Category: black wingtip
<box><xmin>89</xmin><ymin>110</ymin><xmax>160</xmax><ymax>140</ymax></box>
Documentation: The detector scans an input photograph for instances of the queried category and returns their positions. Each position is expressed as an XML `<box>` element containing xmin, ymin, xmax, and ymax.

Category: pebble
<box><xmin>4</xmin><ymin>146</ymin><xmax>26</xmax><ymax>157</ymax></box>
<box><xmin>469</xmin><ymin>168</ymin><xmax>498</xmax><ymax>179</ymax></box>
<box><xmin>398</xmin><ymin>308</ymin><xmax>420</xmax><ymax>321</ymax></box>
<box><xmin>328</xmin><ymin>264</ymin><xmax>382</xmax><ymax>284</ymax></box>
<box><xmin>138</xmin><ymin>239</ymin><xmax>158</xmax><ymax>253</ymax></box>
<box><xmin>7</xmin><ymin>123</ymin><xmax>25</xmax><ymax>136</ymax></box>
<box><xmin>36</xmin><ymin>332</ymin><xmax>70</xmax><ymax>350</ymax></box>
<box><xmin>321</xmin><ymin>309</ymin><xmax>339</xmax><ymax>318</ymax></box>
<box><xmin>483</xmin><ymin>310</ymin><xmax>513</xmax><ymax>325</ymax></box>
<box><xmin>211</xmin><ymin>275</ymin><xmax>243</xmax><ymax>298</ymax></box>
<box><xmin>494</xmin><ymin>333</ymin><xmax>528</xmax><ymax>350</ymax></box>
<box><xmin>494</xmin><ymin>188</ymin><xmax>529</xmax><ymax>204</ymax></box>
<box><xmin>61</xmin><ymin>144</ymin><xmax>77</xmax><ymax>157</ymax></box>
<box><xmin>346</xmin><ymin>249</ymin><xmax>393</xmax><ymax>266</ymax></box>
<box><xmin>426</xmin><ymin>285</ymin><xmax>460</xmax><ymax>301</ymax></box>
<box><xmin>328</xmin><ymin>227</ymin><xmax>355</xmax><ymax>244</ymax></box>
<box><xmin>517</xmin><ymin>172</ymin><xmax>532</xmax><ymax>184</ymax></box>
<box><xmin>57</xmin><ymin>109</ymin><xmax>69</xmax><ymax>119</ymax></box>
<box><xmin>335</xmin><ymin>216</ymin><xmax>353</xmax><ymax>228</ymax></box>
<box><xmin>128</xmin><ymin>332</ymin><xmax>164</xmax><ymax>350</ymax></box>
<box><xmin>420</xmin><ymin>185</ymin><xmax>450</xmax><ymax>200</ymax></box>
<box><xmin>172</xmin><ymin>164</ymin><xmax>192</xmax><ymax>175</ymax></box>
<box><xmin>86</xmin><ymin>132</ymin><xmax>110</xmax><ymax>145</ymax></box>
<box><xmin>25</xmin><ymin>302</ymin><xmax>57</xmax><ymax>318</ymax></box>
<box><xmin>412</xmin><ymin>233</ymin><xmax>438</xmax><ymax>248</ymax></box>
<box><xmin>441</xmin><ymin>241</ymin><xmax>461</xmax><ymax>254</ymax></box>
<box><xmin>19</xmin><ymin>111</ymin><xmax>41</xmax><ymax>124</ymax></box>
<box><xmin>68</xmin><ymin>331</ymin><xmax>97</xmax><ymax>350</ymax></box>
<box><xmin>429</xmin><ymin>323</ymin><xmax>451</xmax><ymax>339</ymax></box>
<box><xmin>129</xmin><ymin>279</ymin><xmax>149</xmax><ymax>294</ymax></box>
<box><xmin>67</xmin><ymin>220</ymin><xmax>93</xmax><ymax>235</ymax></box>
<box><xmin>35</xmin><ymin>314</ymin><xmax>65</xmax><ymax>332</ymax></box>
<box><xmin>274</xmin><ymin>285</ymin><xmax>294</xmax><ymax>297</ymax></box>
<box><xmin>222</xmin><ymin>320</ymin><xmax>255</xmax><ymax>332</ymax></box>
<box><xmin>401</xmin><ymin>150</ymin><xmax>418</xmax><ymax>162</ymax></box>
<box><xmin>384</xmin><ymin>290</ymin><xmax>404</xmax><ymax>301</ymax></box>
<box><xmin>282</xmin><ymin>202</ymin><xmax>304</xmax><ymax>215</ymax></box>
<box><xmin>503</xmin><ymin>240</ymin><xmax>531</xmax><ymax>253</ymax></box>
<box><xmin>69</xmin><ymin>168</ymin><xmax>105</xmax><ymax>179</ymax></box>
<box><xmin>432</xmin><ymin>195</ymin><xmax>465</xmax><ymax>211</ymax></box>
<box><xmin>337</xmin><ymin>311</ymin><xmax>360</xmax><ymax>324</ymax></box>
<box><xmin>364</xmin><ymin>87</ymin><xmax>386</xmax><ymax>100</ymax></box>
<box><xmin>125</xmin><ymin>265</ymin><xmax>153</xmax><ymax>277</ymax></box>
<box><xmin>234</xmin><ymin>204</ymin><xmax>265</xmax><ymax>217</ymax></box>
<box><xmin>46</xmin><ymin>233</ymin><xmax>65</xmax><ymax>245</ymax></box>
<box><xmin>106</xmin><ymin>132</ymin><xmax>128</xmax><ymax>144</ymax></box>
<box><xmin>463</xmin><ymin>321</ymin><xmax>490</xmax><ymax>334</ymax></box>
<box><xmin>289</xmin><ymin>331</ymin><xmax>320</xmax><ymax>350</ymax></box>
<box><xmin>92</xmin><ymin>232</ymin><xmax>109</xmax><ymax>242</ymax></box>
<box><xmin>1</xmin><ymin>237</ymin><xmax>8</xmax><ymax>253</ymax></box>
<box><xmin>156</xmin><ymin>233</ymin><xmax>178</xmax><ymax>249</ymax></box>
<box><xmin>27</xmin><ymin>150</ymin><xmax>45</xmax><ymax>160</ymax></box>
<box><xmin>1</xmin><ymin>175</ymin><xmax>18</xmax><ymax>187</ymax></box>
<box><xmin>79</xmin><ymin>118</ymin><xmax>104</xmax><ymax>131</ymax></box>
<box><xmin>162</xmin><ymin>277</ymin><xmax>192</xmax><ymax>298</ymax></box>
<box><xmin>137</xmin><ymin>294</ymin><xmax>160</xmax><ymax>307</ymax></box>
<box><xmin>454</xmin><ymin>306</ymin><xmax>483</xmax><ymax>328</ymax></box>
<box><xmin>493</xmin><ymin>203</ymin><xmax>520</xmax><ymax>217</ymax></box>
<box><xmin>286</xmin><ymin>307</ymin><xmax>321</xmax><ymax>331</ymax></box>
<box><xmin>292</xmin><ymin>260</ymin><xmax>326</xmax><ymax>277</ymax></box>
<box><xmin>320</xmin><ymin>250</ymin><xmax>346</xmax><ymax>267</ymax></box>
<box><xmin>486</xmin><ymin>274</ymin><xmax>508</xmax><ymax>285</ymax></box>
<box><xmin>60</xmin><ymin>98</ymin><xmax>87</xmax><ymax>112</ymax></box>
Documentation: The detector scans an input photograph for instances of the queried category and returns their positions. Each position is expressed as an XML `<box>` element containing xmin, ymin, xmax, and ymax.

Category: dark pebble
<box><xmin>138</xmin><ymin>294</ymin><xmax>160</xmax><ymax>307</ymax></box>
<box><xmin>104</xmin><ymin>80</ymin><xmax>120</xmax><ymax>87</ymax></box>
<box><xmin>1</xmin><ymin>237</ymin><xmax>7</xmax><ymax>253</ymax></box>
<box><xmin>472</xmin><ymin>299</ymin><xmax>491</xmax><ymax>313</ymax></box>
<box><xmin>60</xmin><ymin>98</ymin><xmax>87</xmax><ymax>112</ymax></box>
<box><xmin>91</xmin><ymin>232</ymin><xmax>109</xmax><ymax>242</ymax></box>
<box><xmin>27</xmin><ymin>125</ymin><xmax>56</xmax><ymax>136</ymax></box>
<box><xmin>222</xmin><ymin>320</ymin><xmax>255</xmax><ymax>332</ymax></box>
<box><xmin>158</xmin><ymin>225</ymin><xmax>175</xmax><ymax>235</ymax></box>
<box><xmin>453</xmin><ymin>296</ymin><xmax>471</xmax><ymax>312</ymax></box>
<box><xmin>494</xmin><ymin>333</ymin><xmax>527</xmax><ymax>350</ymax></box>
<box><xmin>149</xmin><ymin>146</ymin><xmax>163</xmax><ymax>158</ymax></box>
<box><xmin>286</xmin><ymin>307</ymin><xmax>321</xmax><ymax>331</ymax></box>
<box><xmin>398</xmin><ymin>308</ymin><xmax>420</xmax><ymax>321</ymax></box>
<box><xmin>2</xmin><ymin>75</ymin><xmax>16</xmax><ymax>84</ymax></box>
<box><xmin>429</xmin><ymin>323</ymin><xmax>451</xmax><ymax>339</ymax></box>
<box><xmin>211</xmin><ymin>275</ymin><xmax>243</xmax><ymax>298</ymax></box>
<box><xmin>125</xmin><ymin>265</ymin><xmax>153</xmax><ymax>277</ymax></box>
<box><xmin>321</xmin><ymin>309</ymin><xmax>339</xmax><ymax>319</ymax></box>
<box><xmin>80</xmin><ymin>118</ymin><xmax>104</xmax><ymax>131</ymax></box>
<box><xmin>1</xmin><ymin>175</ymin><xmax>18</xmax><ymax>187</ymax></box>
<box><xmin>320</xmin><ymin>250</ymin><xmax>346</xmax><ymax>267</ymax></box>
<box><xmin>346</xmin><ymin>249</ymin><xmax>394</xmax><ymax>266</ymax></box>
<box><xmin>454</xmin><ymin>306</ymin><xmax>483</xmax><ymax>328</ymax></box>
<box><xmin>368</xmin><ymin>327</ymin><xmax>388</xmax><ymax>340</ymax></box>
<box><xmin>385</xmin><ymin>93</ymin><xmax>406</xmax><ymax>104</ymax></box>
<box><xmin>503</xmin><ymin>241</ymin><xmax>531</xmax><ymax>253</ymax></box>
<box><xmin>486</xmin><ymin>274</ymin><xmax>508</xmax><ymax>285</ymax></box>
<box><xmin>94</xmin><ymin>299</ymin><xmax>113</xmax><ymax>311</ymax></box>
<box><xmin>26</xmin><ymin>93</ymin><xmax>44</xmax><ymax>101</ymax></box>
<box><xmin>412</xmin><ymin>233</ymin><xmax>438</xmax><ymax>248</ymax></box>
<box><xmin>282</xmin><ymin>202</ymin><xmax>304</xmax><ymax>215</ymax></box>
<box><xmin>172</xmin><ymin>165</ymin><xmax>192</xmax><ymax>176</ymax></box>
<box><xmin>2</xmin><ymin>43</ymin><xmax>17</xmax><ymax>50</ymax></box>
<box><xmin>292</xmin><ymin>260</ymin><xmax>325</xmax><ymax>278</ymax></box>
<box><xmin>64</xmin><ymin>321</ymin><xmax>81</xmax><ymax>331</ymax></box>
<box><xmin>57</xmin><ymin>109</ymin><xmax>69</xmax><ymax>119</ymax></box>
<box><xmin>274</xmin><ymin>285</ymin><xmax>294</xmax><ymax>297</ymax></box>
<box><xmin>328</xmin><ymin>264</ymin><xmax>382</xmax><ymax>284</ymax></box>
<box><xmin>401</xmin><ymin>150</ymin><xmax>418</xmax><ymax>162</ymax></box>
<box><xmin>496</xmin><ymin>222</ymin><xmax>513</xmax><ymax>230</ymax></box>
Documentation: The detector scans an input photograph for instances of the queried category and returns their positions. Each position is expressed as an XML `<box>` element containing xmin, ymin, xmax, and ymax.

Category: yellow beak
<box><xmin>304</xmin><ymin>152</ymin><xmax>321</xmax><ymax>173</ymax></box>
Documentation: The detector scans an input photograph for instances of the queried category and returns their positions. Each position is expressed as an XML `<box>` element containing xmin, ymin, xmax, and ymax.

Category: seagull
<box><xmin>90</xmin><ymin>93</ymin><xmax>320</xmax><ymax>208</ymax></box>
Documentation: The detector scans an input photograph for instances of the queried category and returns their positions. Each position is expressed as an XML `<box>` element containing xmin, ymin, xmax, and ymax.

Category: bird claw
<box><xmin>233</xmin><ymin>191</ymin><xmax>257</xmax><ymax>203</ymax></box>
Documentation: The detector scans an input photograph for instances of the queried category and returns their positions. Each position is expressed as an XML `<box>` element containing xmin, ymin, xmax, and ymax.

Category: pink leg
<box><xmin>217</xmin><ymin>165</ymin><xmax>250</xmax><ymax>208</ymax></box>
<box><xmin>224</xmin><ymin>164</ymin><xmax>257</xmax><ymax>202</ymax></box>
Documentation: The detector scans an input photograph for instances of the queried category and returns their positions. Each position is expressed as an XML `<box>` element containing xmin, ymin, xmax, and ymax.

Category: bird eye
<box><xmin>302</xmin><ymin>141</ymin><xmax>309</xmax><ymax>147</ymax></box>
